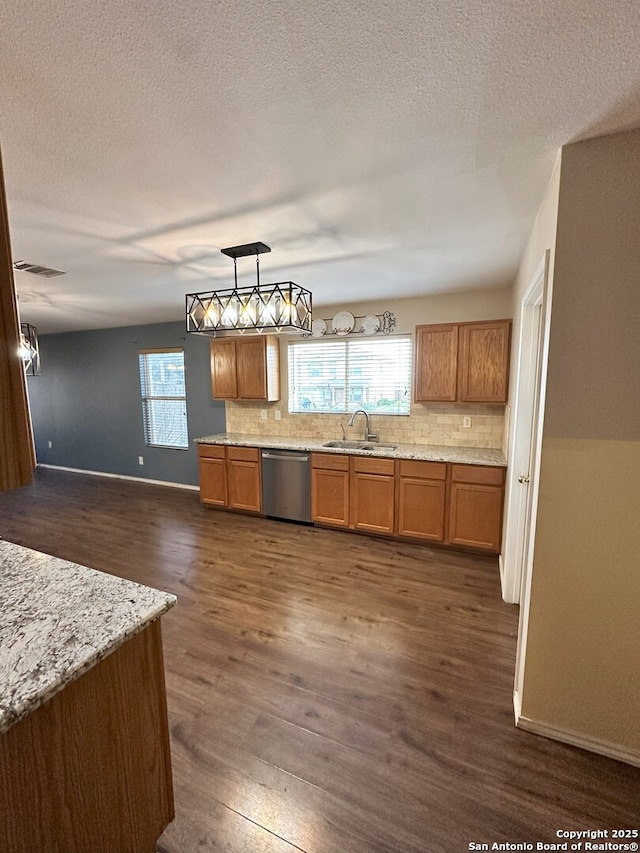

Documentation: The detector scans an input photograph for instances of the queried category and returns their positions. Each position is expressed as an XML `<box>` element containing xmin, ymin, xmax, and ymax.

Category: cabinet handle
<box><xmin>518</xmin><ymin>475</ymin><xmax>530</xmax><ymax>484</ymax></box>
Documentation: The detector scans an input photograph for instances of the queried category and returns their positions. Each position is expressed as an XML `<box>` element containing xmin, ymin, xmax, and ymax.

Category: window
<box><xmin>138</xmin><ymin>349</ymin><xmax>189</xmax><ymax>449</ymax></box>
<box><xmin>288</xmin><ymin>336</ymin><xmax>412</xmax><ymax>415</ymax></box>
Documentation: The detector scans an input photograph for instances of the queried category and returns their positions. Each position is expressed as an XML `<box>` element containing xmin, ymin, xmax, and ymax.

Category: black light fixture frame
<box><xmin>20</xmin><ymin>322</ymin><xmax>41</xmax><ymax>376</ymax></box>
<box><xmin>186</xmin><ymin>242</ymin><xmax>312</xmax><ymax>336</ymax></box>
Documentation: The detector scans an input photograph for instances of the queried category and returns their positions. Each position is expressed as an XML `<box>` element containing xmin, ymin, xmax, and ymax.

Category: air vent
<box><xmin>13</xmin><ymin>260</ymin><xmax>66</xmax><ymax>277</ymax></box>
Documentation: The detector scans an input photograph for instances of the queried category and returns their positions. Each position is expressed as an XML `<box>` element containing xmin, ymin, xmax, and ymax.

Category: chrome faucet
<box><xmin>348</xmin><ymin>409</ymin><xmax>377</xmax><ymax>442</ymax></box>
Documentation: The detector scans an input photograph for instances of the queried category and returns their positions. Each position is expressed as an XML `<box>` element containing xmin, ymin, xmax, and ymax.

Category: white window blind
<box><xmin>288</xmin><ymin>335</ymin><xmax>412</xmax><ymax>415</ymax></box>
<box><xmin>138</xmin><ymin>349</ymin><xmax>189</xmax><ymax>449</ymax></box>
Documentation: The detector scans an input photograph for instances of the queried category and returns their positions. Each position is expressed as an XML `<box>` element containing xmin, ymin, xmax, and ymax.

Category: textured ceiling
<box><xmin>2</xmin><ymin>0</ymin><xmax>640</xmax><ymax>332</ymax></box>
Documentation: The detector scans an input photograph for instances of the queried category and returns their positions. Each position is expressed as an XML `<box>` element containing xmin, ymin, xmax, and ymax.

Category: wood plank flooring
<box><xmin>1</xmin><ymin>468</ymin><xmax>639</xmax><ymax>852</ymax></box>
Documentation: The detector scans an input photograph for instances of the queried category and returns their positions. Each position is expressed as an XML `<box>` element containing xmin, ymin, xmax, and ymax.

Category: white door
<box><xmin>509</xmin><ymin>252</ymin><xmax>553</xmax><ymax>717</ymax></box>
<box><xmin>501</xmin><ymin>254</ymin><xmax>549</xmax><ymax>603</ymax></box>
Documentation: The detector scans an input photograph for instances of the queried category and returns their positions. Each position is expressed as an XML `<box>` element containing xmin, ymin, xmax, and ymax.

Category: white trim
<box><xmin>513</xmin><ymin>249</ymin><xmax>554</xmax><ymax>705</ymax></box>
<box><xmin>38</xmin><ymin>464</ymin><xmax>199</xmax><ymax>491</ymax></box>
<box><xmin>501</xmin><ymin>252</ymin><xmax>548</xmax><ymax>604</ymax></box>
<box><xmin>516</xmin><ymin>714</ymin><xmax>640</xmax><ymax>768</ymax></box>
<box><xmin>513</xmin><ymin>688</ymin><xmax>522</xmax><ymax>723</ymax></box>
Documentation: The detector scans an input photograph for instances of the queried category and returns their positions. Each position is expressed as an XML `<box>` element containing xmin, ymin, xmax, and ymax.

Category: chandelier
<box><xmin>19</xmin><ymin>323</ymin><xmax>41</xmax><ymax>376</ymax></box>
<box><xmin>185</xmin><ymin>242</ymin><xmax>312</xmax><ymax>336</ymax></box>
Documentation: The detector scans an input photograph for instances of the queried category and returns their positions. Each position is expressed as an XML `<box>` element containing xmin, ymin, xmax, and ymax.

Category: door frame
<box><xmin>500</xmin><ymin>252</ymin><xmax>551</xmax><ymax>605</ymax></box>
<box><xmin>509</xmin><ymin>251</ymin><xmax>554</xmax><ymax>719</ymax></box>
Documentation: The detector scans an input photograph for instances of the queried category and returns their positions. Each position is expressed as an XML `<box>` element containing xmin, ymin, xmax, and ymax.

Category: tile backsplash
<box><xmin>225</xmin><ymin>401</ymin><xmax>504</xmax><ymax>449</ymax></box>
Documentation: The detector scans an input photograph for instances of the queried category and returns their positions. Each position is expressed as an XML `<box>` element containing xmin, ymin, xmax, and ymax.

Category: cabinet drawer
<box><xmin>451</xmin><ymin>464</ymin><xmax>504</xmax><ymax>486</ymax></box>
<box><xmin>399</xmin><ymin>459</ymin><xmax>446</xmax><ymax>480</ymax></box>
<box><xmin>312</xmin><ymin>452</ymin><xmax>350</xmax><ymax>471</ymax></box>
<box><xmin>198</xmin><ymin>444</ymin><xmax>226</xmax><ymax>460</ymax></box>
<box><xmin>352</xmin><ymin>456</ymin><xmax>395</xmax><ymax>476</ymax></box>
<box><xmin>227</xmin><ymin>446</ymin><xmax>260</xmax><ymax>462</ymax></box>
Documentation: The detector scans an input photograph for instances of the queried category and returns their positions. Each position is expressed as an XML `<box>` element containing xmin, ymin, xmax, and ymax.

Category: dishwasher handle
<box><xmin>261</xmin><ymin>451</ymin><xmax>310</xmax><ymax>462</ymax></box>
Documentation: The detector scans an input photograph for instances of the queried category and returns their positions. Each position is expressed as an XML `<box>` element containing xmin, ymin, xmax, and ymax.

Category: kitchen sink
<box><xmin>323</xmin><ymin>440</ymin><xmax>369</xmax><ymax>449</ymax></box>
<box><xmin>323</xmin><ymin>440</ymin><xmax>397</xmax><ymax>451</ymax></box>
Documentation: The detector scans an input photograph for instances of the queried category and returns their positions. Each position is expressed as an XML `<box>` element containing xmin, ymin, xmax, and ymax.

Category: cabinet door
<box><xmin>448</xmin><ymin>482</ymin><xmax>503</xmax><ymax>552</ymax></box>
<box><xmin>210</xmin><ymin>339</ymin><xmax>237</xmax><ymax>399</ymax></box>
<box><xmin>414</xmin><ymin>324</ymin><xmax>459</xmax><ymax>402</ymax></box>
<box><xmin>458</xmin><ymin>320</ymin><xmax>511</xmax><ymax>403</ymax></box>
<box><xmin>198</xmin><ymin>457</ymin><xmax>227</xmax><ymax>507</ymax></box>
<box><xmin>311</xmin><ymin>468</ymin><xmax>349</xmax><ymax>527</ymax></box>
<box><xmin>236</xmin><ymin>338</ymin><xmax>268</xmax><ymax>399</ymax></box>
<box><xmin>227</xmin><ymin>447</ymin><xmax>261</xmax><ymax>512</ymax></box>
<box><xmin>351</xmin><ymin>472</ymin><xmax>395</xmax><ymax>535</ymax></box>
<box><xmin>397</xmin><ymin>477</ymin><xmax>446</xmax><ymax>542</ymax></box>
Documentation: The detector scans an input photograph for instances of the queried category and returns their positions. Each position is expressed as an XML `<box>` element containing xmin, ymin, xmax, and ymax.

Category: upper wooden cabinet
<box><xmin>210</xmin><ymin>335</ymin><xmax>280</xmax><ymax>401</ymax></box>
<box><xmin>458</xmin><ymin>321</ymin><xmax>511</xmax><ymax>403</ymax></box>
<box><xmin>414</xmin><ymin>324</ymin><xmax>459</xmax><ymax>402</ymax></box>
<box><xmin>414</xmin><ymin>320</ymin><xmax>511</xmax><ymax>404</ymax></box>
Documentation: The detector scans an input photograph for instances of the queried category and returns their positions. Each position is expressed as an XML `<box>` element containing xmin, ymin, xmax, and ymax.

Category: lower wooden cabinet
<box><xmin>202</xmin><ymin>445</ymin><xmax>505</xmax><ymax>554</ymax></box>
<box><xmin>351</xmin><ymin>457</ymin><xmax>395</xmax><ymax>535</ymax></box>
<box><xmin>311</xmin><ymin>454</ymin><xmax>349</xmax><ymax>527</ymax></box>
<box><xmin>447</xmin><ymin>464</ymin><xmax>505</xmax><ymax>552</ymax></box>
<box><xmin>397</xmin><ymin>460</ymin><xmax>447</xmax><ymax>542</ymax></box>
<box><xmin>312</xmin><ymin>453</ymin><xmax>395</xmax><ymax>533</ymax></box>
<box><xmin>198</xmin><ymin>444</ymin><xmax>261</xmax><ymax>514</ymax></box>
<box><xmin>226</xmin><ymin>446</ymin><xmax>262</xmax><ymax>512</ymax></box>
<box><xmin>198</xmin><ymin>445</ymin><xmax>228</xmax><ymax>507</ymax></box>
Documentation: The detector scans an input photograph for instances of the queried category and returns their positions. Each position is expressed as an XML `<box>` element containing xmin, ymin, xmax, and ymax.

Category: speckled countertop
<box><xmin>196</xmin><ymin>432</ymin><xmax>507</xmax><ymax>467</ymax></box>
<box><xmin>0</xmin><ymin>540</ymin><xmax>176</xmax><ymax>735</ymax></box>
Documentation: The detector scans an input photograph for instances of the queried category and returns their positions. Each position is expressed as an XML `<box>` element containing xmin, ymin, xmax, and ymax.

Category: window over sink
<box><xmin>288</xmin><ymin>335</ymin><xmax>412</xmax><ymax>415</ymax></box>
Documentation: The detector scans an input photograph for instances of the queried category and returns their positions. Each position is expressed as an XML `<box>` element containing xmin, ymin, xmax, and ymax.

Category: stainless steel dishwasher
<box><xmin>261</xmin><ymin>449</ymin><xmax>311</xmax><ymax>523</ymax></box>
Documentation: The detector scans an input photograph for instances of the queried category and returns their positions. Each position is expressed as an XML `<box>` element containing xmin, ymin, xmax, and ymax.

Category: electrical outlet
<box><xmin>260</xmin><ymin>409</ymin><xmax>267</xmax><ymax>420</ymax></box>
<box><xmin>47</xmin><ymin>440</ymin><xmax>52</xmax><ymax>449</ymax></box>
<box><xmin>462</xmin><ymin>416</ymin><xmax>472</xmax><ymax>429</ymax></box>
<box><xmin>138</xmin><ymin>456</ymin><xmax>144</xmax><ymax>465</ymax></box>
<box><xmin>275</xmin><ymin>410</ymin><xmax>281</xmax><ymax>421</ymax></box>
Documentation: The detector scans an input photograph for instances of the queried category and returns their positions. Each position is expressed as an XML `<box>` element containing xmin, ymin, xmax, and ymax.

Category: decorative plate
<box><xmin>361</xmin><ymin>314</ymin><xmax>381</xmax><ymax>335</ymax></box>
<box><xmin>311</xmin><ymin>318</ymin><xmax>327</xmax><ymax>338</ymax></box>
<box><xmin>332</xmin><ymin>310</ymin><xmax>355</xmax><ymax>336</ymax></box>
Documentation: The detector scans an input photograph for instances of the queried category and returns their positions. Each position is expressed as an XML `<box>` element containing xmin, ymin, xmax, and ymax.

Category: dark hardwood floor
<box><xmin>1</xmin><ymin>468</ymin><xmax>638</xmax><ymax>852</ymax></box>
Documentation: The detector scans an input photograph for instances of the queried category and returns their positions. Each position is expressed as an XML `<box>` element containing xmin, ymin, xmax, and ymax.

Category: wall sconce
<box><xmin>19</xmin><ymin>323</ymin><xmax>41</xmax><ymax>376</ymax></box>
<box><xmin>186</xmin><ymin>242</ymin><xmax>312</xmax><ymax>336</ymax></box>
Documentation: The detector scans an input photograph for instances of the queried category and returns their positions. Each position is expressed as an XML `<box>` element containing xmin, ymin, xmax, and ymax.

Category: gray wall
<box><xmin>519</xmin><ymin>127</ymin><xmax>640</xmax><ymax>754</ymax></box>
<box><xmin>26</xmin><ymin>321</ymin><xmax>225</xmax><ymax>487</ymax></box>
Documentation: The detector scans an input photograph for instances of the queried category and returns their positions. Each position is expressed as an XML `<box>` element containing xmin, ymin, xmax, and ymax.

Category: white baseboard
<box><xmin>515</xmin><ymin>705</ymin><xmax>640</xmax><ymax>767</ymax></box>
<box><xmin>38</xmin><ymin>464</ymin><xmax>199</xmax><ymax>492</ymax></box>
<box><xmin>499</xmin><ymin>552</ymin><xmax>520</xmax><ymax>604</ymax></box>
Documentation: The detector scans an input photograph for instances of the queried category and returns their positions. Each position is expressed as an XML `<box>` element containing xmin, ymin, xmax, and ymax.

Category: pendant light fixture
<box><xmin>185</xmin><ymin>242</ymin><xmax>312</xmax><ymax>335</ymax></box>
<box><xmin>19</xmin><ymin>322</ymin><xmax>41</xmax><ymax>376</ymax></box>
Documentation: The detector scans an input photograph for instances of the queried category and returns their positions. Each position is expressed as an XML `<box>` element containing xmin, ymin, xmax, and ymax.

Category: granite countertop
<box><xmin>195</xmin><ymin>432</ymin><xmax>506</xmax><ymax>467</ymax></box>
<box><xmin>0</xmin><ymin>540</ymin><xmax>176</xmax><ymax>735</ymax></box>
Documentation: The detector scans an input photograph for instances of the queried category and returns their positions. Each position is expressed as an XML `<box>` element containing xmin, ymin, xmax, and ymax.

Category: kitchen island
<box><xmin>0</xmin><ymin>540</ymin><xmax>176</xmax><ymax>853</ymax></box>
